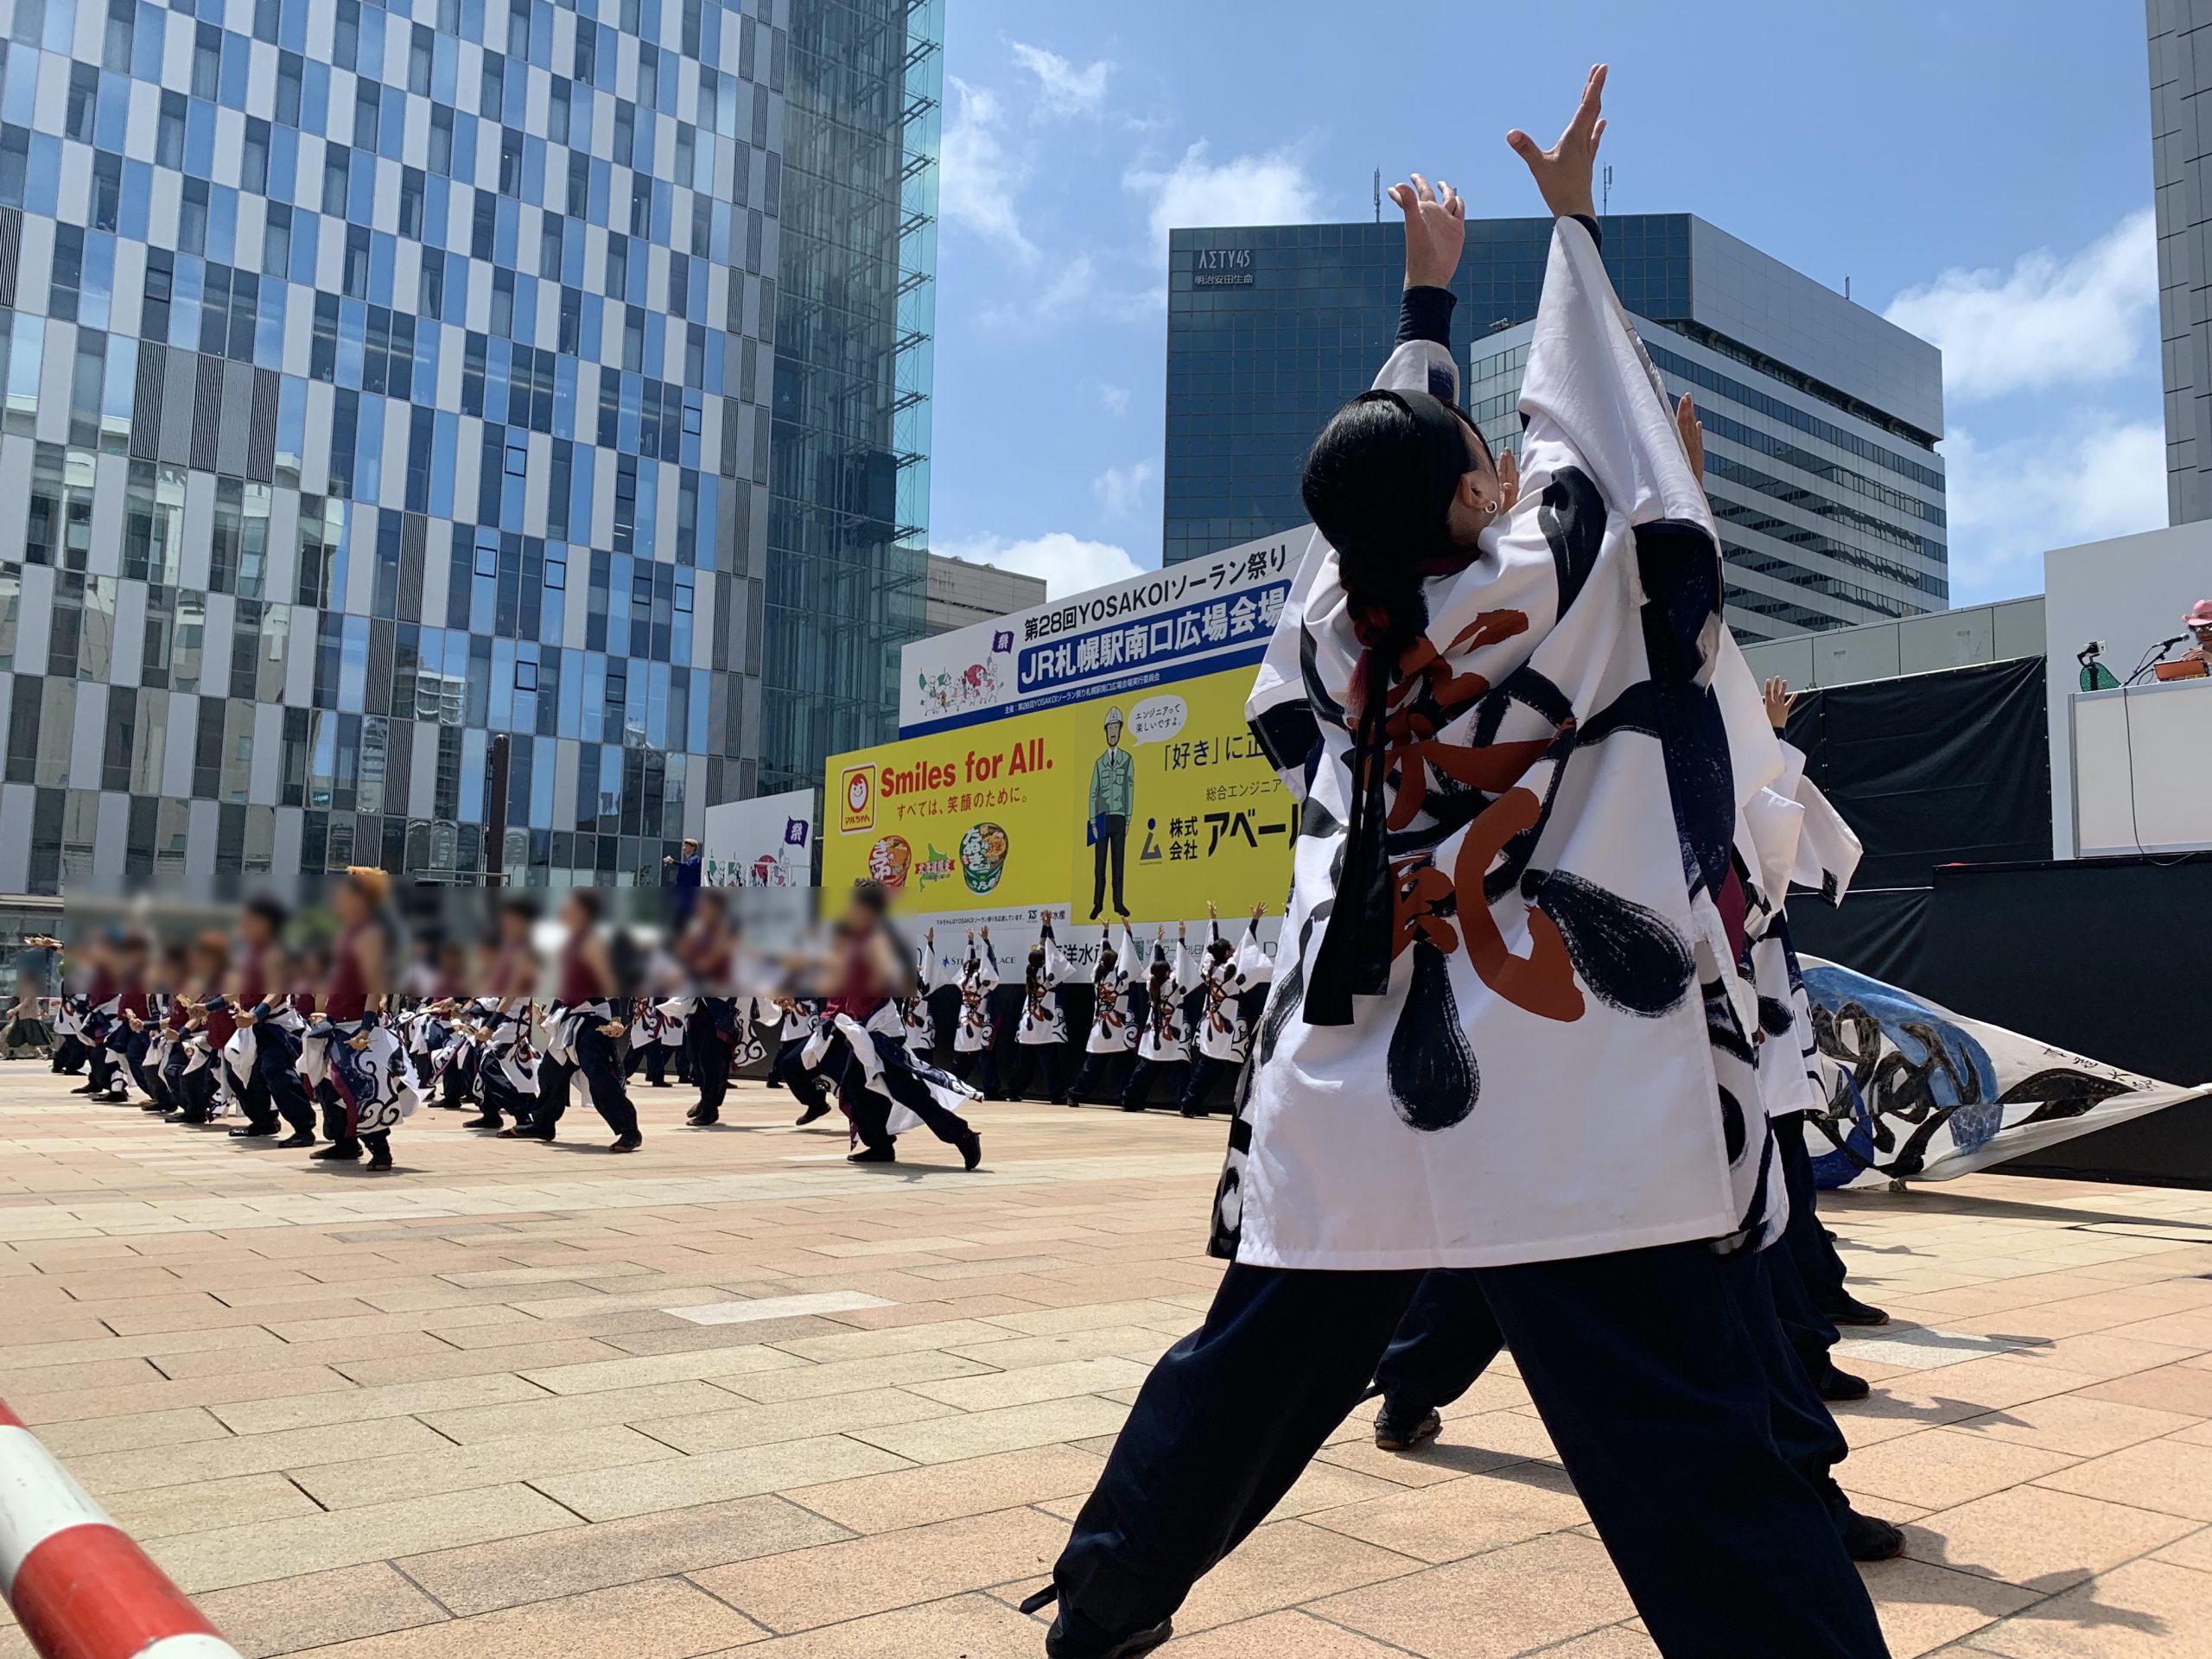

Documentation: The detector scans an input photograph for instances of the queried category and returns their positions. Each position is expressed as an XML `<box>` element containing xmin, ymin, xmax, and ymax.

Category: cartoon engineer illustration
<box><xmin>1088</xmin><ymin>706</ymin><xmax>1137</xmax><ymax>921</ymax></box>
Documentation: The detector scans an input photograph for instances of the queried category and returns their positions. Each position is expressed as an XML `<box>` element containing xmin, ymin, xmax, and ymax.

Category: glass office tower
<box><xmin>0</xmin><ymin>0</ymin><xmax>937</xmax><ymax>896</ymax></box>
<box><xmin>2151</xmin><ymin>0</ymin><xmax>2212</xmax><ymax>524</ymax></box>
<box><xmin>1164</xmin><ymin>214</ymin><xmax>1947</xmax><ymax>641</ymax></box>
<box><xmin>757</xmin><ymin>0</ymin><xmax>938</xmax><ymax>796</ymax></box>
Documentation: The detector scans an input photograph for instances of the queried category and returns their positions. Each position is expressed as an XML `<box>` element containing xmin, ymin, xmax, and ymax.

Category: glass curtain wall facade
<box><xmin>0</xmin><ymin>0</ymin><xmax>789</xmax><ymax>896</ymax></box>
<box><xmin>1164</xmin><ymin>215</ymin><xmax>1947</xmax><ymax>641</ymax></box>
<box><xmin>758</xmin><ymin>0</ymin><xmax>937</xmax><ymax>796</ymax></box>
<box><xmin>2151</xmin><ymin>0</ymin><xmax>2212</xmax><ymax>524</ymax></box>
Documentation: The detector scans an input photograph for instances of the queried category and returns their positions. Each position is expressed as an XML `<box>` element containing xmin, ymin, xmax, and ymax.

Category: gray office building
<box><xmin>0</xmin><ymin>0</ymin><xmax>939</xmax><ymax>897</ymax></box>
<box><xmin>1164</xmin><ymin>215</ymin><xmax>1948</xmax><ymax>641</ymax></box>
<box><xmin>2151</xmin><ymin>0</ymin><xmax>2212</xmax><ymax>523</ymax></box>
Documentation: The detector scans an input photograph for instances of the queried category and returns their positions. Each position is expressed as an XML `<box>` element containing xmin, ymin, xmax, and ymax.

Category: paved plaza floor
<box><xmin>1</xmin><ymin>1067</ymin><xmax>2209</xmax><ymax>1657</ymax></box>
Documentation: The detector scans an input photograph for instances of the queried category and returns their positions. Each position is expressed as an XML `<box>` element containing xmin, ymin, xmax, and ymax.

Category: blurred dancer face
<box><xmin>333</xmin><ymin>882</ymin><xmax>369</xmax><ymax>925</ymax></box>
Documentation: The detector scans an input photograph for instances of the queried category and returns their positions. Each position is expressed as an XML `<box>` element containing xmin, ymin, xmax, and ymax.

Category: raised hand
<box><xmin>1763</xmin><ymin>676</ymin><xmax>1796</xmax><ymax>733</ymax></box>
<box><xmin>1387</xmin><ymin>172</ymin><xmax>1465</xmax><ymax>291</ymax></box>
<box><xmin>1507</xmin><ymin>64</ymin><xmax>1606</xmax><ymax>220</ymax></box>
<box><xmin>1675</xmin><ymin>393</ymin><xmax>1705</xmax><ymax>482</ymax></box>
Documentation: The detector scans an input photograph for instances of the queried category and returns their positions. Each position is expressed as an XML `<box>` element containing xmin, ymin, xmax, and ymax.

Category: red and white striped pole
<box><xmin>0</xmin><ymin>1401</ymin><xmax>240</xmax><ymax>1659</ymax></box>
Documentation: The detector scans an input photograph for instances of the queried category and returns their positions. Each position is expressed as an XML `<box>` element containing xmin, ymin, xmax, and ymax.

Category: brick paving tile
<box><xmin>1</xmin><ymin>1071</ymin><xmax>2209</xmax><ymax>1656</ymax></box>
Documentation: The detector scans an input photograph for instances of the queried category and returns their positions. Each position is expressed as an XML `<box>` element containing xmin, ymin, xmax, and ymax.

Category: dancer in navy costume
<box><xmin>1031</xmin><ymin>69</ymin><xmax>1887</xmax><ymax>1659</ymax></box>
<box><xmin>530</xmin><ymin>887</ymin><xmax>642</xmax><ymax>1152</ymax></box>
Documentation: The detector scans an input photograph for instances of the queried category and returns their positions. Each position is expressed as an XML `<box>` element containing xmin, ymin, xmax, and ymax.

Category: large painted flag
<box><xmin>1802</xmin><ymin>958</ymin><xmax>2210</xmax><ymax>1188</ymax></box>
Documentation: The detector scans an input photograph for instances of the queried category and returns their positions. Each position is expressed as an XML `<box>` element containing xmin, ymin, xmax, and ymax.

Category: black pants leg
<box><xmin>688</xmin><ymin>1014</ymin><xmax>731</xmax><ymax>1121</ymax></box>
<box><xmin>316</xmin><ymin>1079</ymin><xmax>358</xmax><ymax>1152</ymax></box>
<box><xmin>771</xmin><ymin>1035</ymin><xmax>823</xmax><ymax>1107</ymax></box>
<box><xmin>1769</xmin><ymin>1182</ymin><xmax>1846</xmax><ymax>1389</ymax></box>
<box><xmin>1479</xmin><ymin>1244</ymin><xmax>1884</xmax><ymax>1656</ymax></box>
<box><xmin>235</xmin><ymin>1061</ymin><xmax>276</xmax><ymax>1132</ymax></box>
<box><xmin>124</xmin><ymin>1032</ymin><xmax>156</xmax><ymax>1099</ymax></box>
<box><xmin>1105</xmin><ymin>816</ymin><xmax>1127</xmax><ymax>912</ymax></box>
<box><xmin>842</xmin><ymin>1049</ymin><xmax>970</xmax><ymax>1155</ymax></box>
<box><xmin>1119</xmin><ymin>1057</ymin><xmax>1160</xmax><ymax>1110</ymax></box>
<box><xmin>476</xmin><ymin>1065</ymin><xmax>513</xmax><ymax>1128</ymax></box>
<box><xmin>643</xmin><ymin>1044</ymin><xmax>667</xmax><ymax>1086</ymax></box>
<box><xmin>1054</xmin><ymin>1264</ymin><xmax>1423</xmax><ymax>1643</ymax></box>
<box><xmin>1177</xmin><ymin>1056</ymin><xmax>1235</xmax><ymax>1116</ymax></box>
<box><xmin>1092</xmin><ymin>817</ymin><xmax>1125</xmax><ymax>916</ymax></box>
<box><xmin>1371</xmin><ymin>1268</ymin><xmax>1506</xmax><ymax>1417</ymax></box>
<box><xmin>1065</xmin><ymin>1051</ymin><xmax>1123</xmax><ymax>1103</ymax></box>
<box><xmin>575</xmin><ymin>1026</ymin><xmax>638</xmax><ymax>1141</ymax></box>
<box><xmin>1731</xmin><ymin>1246</ymin><xmax>1852</xmax><ymax>1525</ymax></box>
<box><xmin>181</xmin><ymin>1061</ymin><xmax>218</xmax><ymax>1122</ymax></box>
<box><xmin>1776</xmin><ymin>1112</ymin><xmax>1856</xmax><ymax>1319</ymax></box>
<box><xmin>537</xmin><ymin>1058</ymin><xmax>573</xmax><ymax>1130</ymax></box>
<box><xmin>254</xmin><ymin>1040</ymin><xmax>315</xmax><ymax>1134</ymax></box>
<box><xmin>1056</xmin><ymin>1244</ymin><xmax>1887</xmax><ymax>1659</ymax></box>
<box><xmin>1010</xmin><ymin>1042</ymin><xmax>1065</xmax><ymax>1102</ymax></box>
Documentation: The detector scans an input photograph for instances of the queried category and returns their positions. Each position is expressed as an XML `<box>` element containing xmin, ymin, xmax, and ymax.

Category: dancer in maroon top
<box><xmin>524</xmin><ymin>888</ymin><xmax>640</xmax><ymax>1152</ymax></box>
<box><xmin>308</xmin><ymin>868</ymin><xmax>397</xmax><ymax>1169</ymax></box>
<box><xmin>226</xmin><ymin>899</ymin><xmax>318</xmax><ymax>1146</ymax></box>
<box><xmin>679</xmin><ymin>893</ymin><xmax>740</xmax><ymax>1127</ymax></box>
<box><xmin>467</xmin><ymin>897</ymin><xmax>541</xmax><ymax>1132</ymax></box>
<box><xmin>822</xmin><ymin>881</ymin><xmax>981</xmax><ymax>1169</ymax></box>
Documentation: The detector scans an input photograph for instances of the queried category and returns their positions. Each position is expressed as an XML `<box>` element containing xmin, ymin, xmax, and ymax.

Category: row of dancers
<box><xmin>912</xmin><ymin>904</ymin><xmax>1274</xmax><ymax>1115</ymax></box>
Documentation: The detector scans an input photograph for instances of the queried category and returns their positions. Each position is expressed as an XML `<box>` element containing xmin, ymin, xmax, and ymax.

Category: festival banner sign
<box><xmin>822</xmin><ymin>663</ymin><xmax>1295</xmax><ymax>931</ymax></box>
<box><xmin>899</xmin><ymin>531</ymin><xmax>1303</xmax><ymax>737</ymax></box>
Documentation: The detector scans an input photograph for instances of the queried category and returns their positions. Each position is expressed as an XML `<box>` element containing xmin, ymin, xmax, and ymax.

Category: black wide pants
<box><xmin>1052</xmin><ymin>1243</ymin><xmax>1887</xmax><ymax>1658</ymax></box>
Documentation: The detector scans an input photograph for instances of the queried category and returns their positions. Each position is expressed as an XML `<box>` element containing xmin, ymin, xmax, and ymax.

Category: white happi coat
<box><xmin>1194</xmin><ymin>923</ymin><xmax>1266</xmax><ymax>1064</ymax></box>
<box><xmin>1087</xmin><ymin>925</ymin><xmax>1139</xmax><ymax>1055</ymax></box>
<box><xmin>1014</xmin><ymin>931</ymin><xmax>1072</xmax><ymax>1046</ymax></box>
<box><xmin>1135</xmin><ymin>939</ymin><xmax>1200</xmax><ymax>1063</ymax></box>
<box><xmin>1742</xmin><ymin>740</ymin><xmax>1864</xmax><ymax>1121</ymax></box>
<box><xmin>953</xmin><ymin>941</ymin><xmax>999</xmax><ymax>1053</ymax></box>
<box><xmin>1224</xmin><ymin>216</ymin><xmax>1789</xmax><ymax>1271</ymax></box>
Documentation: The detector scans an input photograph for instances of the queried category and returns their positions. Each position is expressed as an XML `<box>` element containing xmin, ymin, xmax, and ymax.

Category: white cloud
<box><xmin>1127</xmin><ymin>142</ymin><xmax>1322</xmax><ymax>254</ymax></box>
<box><xmin>1885</xmin><ymin>209</ymin><xmax>2158</xmax><ymax>404</ymax></box>
<box><xmin>1092</xmin><ymin>460</ymin><xmax>1156</xmax><ymax>519</ymax></box>
<box><xmin>1010</xmin><ymin>41</ymin><xmax>1111</xmax><ymax>117</ymax></box>
<box><xmin>978</xmin><ymin>254</ymin><xmax>1102</xmax><ymax>332</ymax></box>
<box><xmin>934</xmin><ymin>531</ymin><xmax>1147</xmax><ymax>600</ymax></box>
<box><xmin>938</xmin><ymin>78</ymin><xmax>1036</xmax><ymax>261</ymax></box>
<box><xmin>1097</xmin><ymin>383</ymin><xmax>1131</xmax><ymax>416</ymax></box>
<box><xmin>1941</xmin><ymin>416</ymin><xmax>2165</xmax><ymax>602</ymax></box>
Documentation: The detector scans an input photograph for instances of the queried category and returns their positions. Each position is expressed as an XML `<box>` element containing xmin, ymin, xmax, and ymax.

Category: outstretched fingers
<box><xmin>1569</xmin><ymin>63</ymin><xmax>1608</xmax><ymax>144</ymax></box>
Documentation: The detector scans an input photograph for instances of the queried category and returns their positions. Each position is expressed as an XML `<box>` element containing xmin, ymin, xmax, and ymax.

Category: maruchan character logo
<box><xmin>958</xmin><ymin>822</ymin><xmax>1009</xmax><ymax>894</ymax></box>
<box><xmin>867</xmin><ymin>835</ymin><xmax>912</xmax><ymax>889</ymax></box>
<box><xmin>840</xmin><ymin>764</ymin><xmax>876</xmax><ymax>833</ymax></box>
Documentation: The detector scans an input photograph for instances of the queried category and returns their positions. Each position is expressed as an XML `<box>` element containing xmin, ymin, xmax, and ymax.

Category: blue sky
<box><xmin>924</xmin><ymin>0</ymin><xmax>2163</xmax><ymax>610</ymax></box>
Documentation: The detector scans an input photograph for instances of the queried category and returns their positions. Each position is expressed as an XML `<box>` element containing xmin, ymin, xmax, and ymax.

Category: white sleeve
<box><xmin>1790</xmin><ymin>774</ymin><xmax>1864</xmax><ymax>902</ymax></box>
<box><xmin>1173</xmin><ymin>939</ymin><xmax>1200</xmax><ymax>994</ymax></box>
<box><xmin>1235</xmin><ymin>922</ymin><xmax>1272</xmax><ymax>986</ymax></box>
<box><xmin>976</xmin><ymin>943</ymin><xmax>1000</xmax><ymax>993</ymax></box>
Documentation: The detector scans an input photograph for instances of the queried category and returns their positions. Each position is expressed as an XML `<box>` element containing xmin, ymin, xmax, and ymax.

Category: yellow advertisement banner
<box><xmin>822</xmin><ymin>664</ymin><xmax>1294</xmax><ymax>925</ymax></box>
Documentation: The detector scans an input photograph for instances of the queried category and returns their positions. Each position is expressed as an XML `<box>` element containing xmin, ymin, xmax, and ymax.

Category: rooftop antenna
<box><xmin>1601</xmin><ymin>164</ymin><xmax>1612</xmax><ymax>215</ymax></box>
<box><xmin>1844</xmin><ymin>274</ymin><xmax>1852</xmax><ymax>302</ymax></box>
<box><xmin>1373</xmin><ymin>168</ymin><xmax>1382</xmax><ymax>223</ymax></box>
